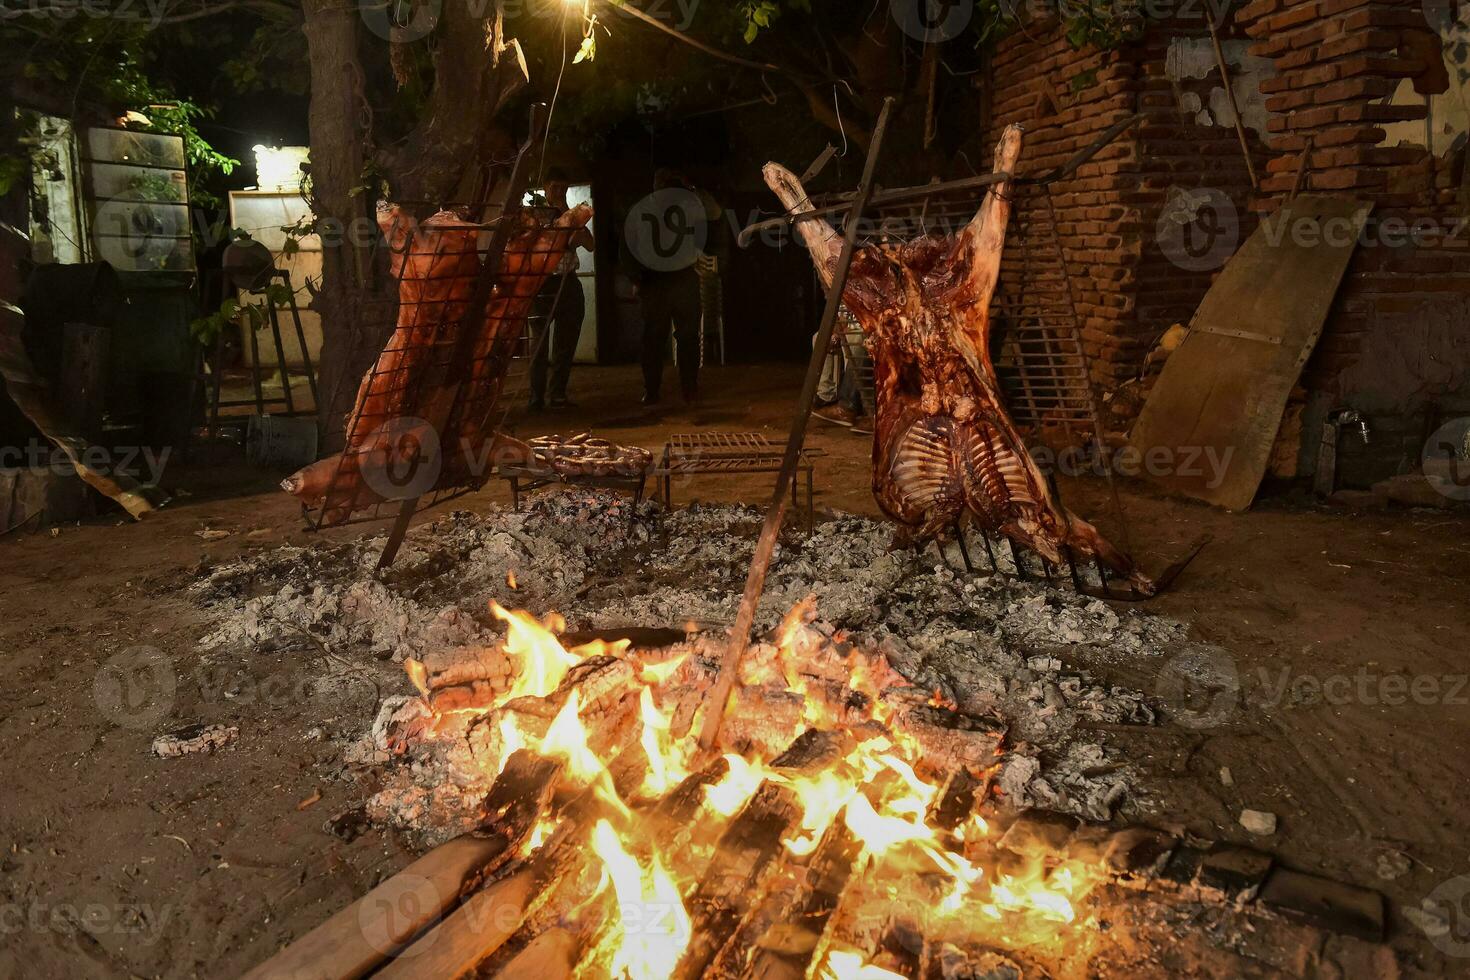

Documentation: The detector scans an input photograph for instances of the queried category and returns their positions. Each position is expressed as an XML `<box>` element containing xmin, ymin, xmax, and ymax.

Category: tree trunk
<box><xmin>300</xmin><ymin>0</ymin><xmax>526</xmax><ymax>452</ymax></box>
<box><xmin>302</xmin><ymin>0</ymin><xmax>394</xmax><ymax>451</ymax></box>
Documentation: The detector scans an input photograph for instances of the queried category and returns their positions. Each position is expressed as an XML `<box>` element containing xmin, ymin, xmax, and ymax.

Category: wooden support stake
<box><xmin>374</xmin><ymin>867</ymin><xmax>537</xmax><ymax>980</ymax></box>
<box><xmin>240</xmin><ymin>835</ymin><xmax>512</xmax><ymax>980</ymax></box>
<box><xmin>1206</xmin><ymin>15</ymin><xmax>1258</xmax><ymax>191</ymax></box>
<box><xmin>697</xmin><ymin>96</ymin><xmax>896</xmax><ymax>753</ymax></box>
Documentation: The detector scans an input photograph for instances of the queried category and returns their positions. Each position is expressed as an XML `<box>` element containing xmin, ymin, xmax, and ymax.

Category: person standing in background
<box><xmin>529</xmin><ymin>170</ymin><xmax>595</xmax><ymax>410</ymax></box>
<box><xmin>633</xmin><ymin>169</ymin><xmax>705</xmax><ymax>407</ymax></box>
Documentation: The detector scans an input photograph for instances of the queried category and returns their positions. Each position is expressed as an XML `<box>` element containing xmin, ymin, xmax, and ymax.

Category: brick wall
<box><xmin>985</xmin><ymin>2</ymin><xmax>1470</xmax><ymax>479</ymax></box>
<box><xmin>1239</xmin><ymin>0</ymin><xmax>1470</xmax><ymax>477</ymax></box>
<box><xmin>983</xmin><ymin>15</ymin><xmax>1263</xmax><ymax>391</ymax></box>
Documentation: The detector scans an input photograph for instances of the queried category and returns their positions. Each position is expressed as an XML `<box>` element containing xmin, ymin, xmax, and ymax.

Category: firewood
<box><xmin>930</xmin><ymin>767</ymin><xmax>987</xmax><ymax>837</ymax></box>
<box><xmin>874</xmin><ymin>916</ymin><xmax>925</xmax><ymax>977</ymax></box>
<box><xmin>487</xmin><ymin>926</ymin><xmax>577</xmax><ymax>980</ymax></box>
<box><xmin>425</xmin><ymin>742</ymin><xmax>647</xmax><ymax>979</ymax></box>
<box><xmin>243</xmin><ymin>752</ymin><xmax>560</xmax><ymax>980</ymax></box>
<box><xmin>881</xmin><ymin>693</ymin><xmax>1007</xmax><ymax>780</ymax></box>
<box><xmin>723</xmin><ymin>824</ymin><xmax>862</xmax><ymax>980</ymax></box>
<box><xmin>240</xmin><ymin>835</ymin><xmax>512</xmax><ymax>980</ymax></box>
<box><xmin>920</xmin><ymin>942</ymin><xmax>1038</xmax><ymax>980</ymax></box>
<box><xmin>671</xmin><ymin>731</ymin><xmax>847</xmax><ymax>980</ymax></box>
<box><xmin>373</xmin><ymin>866</ymin><xmax>536</xmax><ymax>980</ymax></box>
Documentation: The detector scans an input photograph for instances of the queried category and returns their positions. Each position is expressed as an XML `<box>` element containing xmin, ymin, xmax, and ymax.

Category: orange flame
<box><xmin>400</xmin><ymin>599</ymin><xmax>1102</xmax><ymax>969</ymax></box>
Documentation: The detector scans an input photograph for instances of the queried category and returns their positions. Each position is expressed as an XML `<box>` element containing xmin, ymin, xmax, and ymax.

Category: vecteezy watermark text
<box><xmin>1</xmin><ymin>441</ymin><xmax>170</xmax><ymax>485</ymax></box>
<box><xmin>1155</xmin><ymin>645</ymin><xmax>1470</xmax><ymax>731</ymax></box>
<box><xmin>0</xmin><ymin>901</ymin><xmax>171</xmax><ymax>945</ymax></box>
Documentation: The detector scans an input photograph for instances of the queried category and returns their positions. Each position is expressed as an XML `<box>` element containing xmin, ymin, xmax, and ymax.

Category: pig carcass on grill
<box><xmin>282</xmin><ymin>203</ymin><xmax>593</xmax><ymax>525</ymax></box>
<box><xmin>765</xmin><ymin>125</ymin><xmax>1153</xmax><ymax>593</ymax></box>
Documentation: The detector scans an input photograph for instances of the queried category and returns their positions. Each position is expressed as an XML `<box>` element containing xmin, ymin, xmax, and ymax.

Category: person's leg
<box><xmin>528</xmin><ymin>315</ymin><xmax>551</xmax><ymax>408</ymax></box>
<box><xmin>671</xmin><ymin>275</ymin><xmax>702</xmax><ymax>400</ymax></box>
<box><xmin>527</xmin><ymin>279</ymin><xmax>562</xmax><ymax>407</ymax></box>
<box><xmin>548</xmin><ymin>276</ymin><xmax>585</xmax><ymax>403</ymax></box>
<box><xmin>815</xmin><ymin>332</ymin><xmax>841</xmax><ymax>404</ymax></box>
<box><xmin>641</xmin><ymin>284</ymin><xmax>671</xmax><ymax>401</ymax></box>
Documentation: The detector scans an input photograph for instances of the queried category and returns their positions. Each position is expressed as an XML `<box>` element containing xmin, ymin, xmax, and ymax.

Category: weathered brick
<box><xmin>1259</xmin><ymin>1</ymin><xmax>1322</xmax><ymax>32</ymax></box>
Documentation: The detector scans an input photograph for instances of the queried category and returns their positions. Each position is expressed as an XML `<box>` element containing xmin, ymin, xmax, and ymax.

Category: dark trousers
<box><xmin>529</xmin><ymin>273</ymin><xmax>585</xmax><ymax>403</ymax></box>
<box><xmin>640</xmin><ymin>271</ymin><xmax>701</xmax><ymax>398</ymax></box>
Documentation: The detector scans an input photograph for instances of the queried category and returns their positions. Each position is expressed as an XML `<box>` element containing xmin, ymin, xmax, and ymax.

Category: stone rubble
<box><xmin>191</xmin><ymin>489</ymin><xmax>1194</xmax><ymax>827</ymax></box>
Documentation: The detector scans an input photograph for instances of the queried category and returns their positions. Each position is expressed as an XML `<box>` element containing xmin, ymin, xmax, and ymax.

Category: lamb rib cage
<box><xmin>764</xmin><ymin>126</ymin><xmax>1153</xmax><ymax>595</ymax></box>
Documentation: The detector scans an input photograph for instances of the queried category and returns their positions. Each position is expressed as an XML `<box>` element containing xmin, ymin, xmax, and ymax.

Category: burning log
<box><xmin>257</xmin><ymin>601</ymin><xmax>1162</xmax><ymax>980</ymax></box>
<box><xmin>488</xmin><ymin>926</ymin><xmax>578</xmax><ymax>979</ymax></box>
<box><xmin>721</xmin><ymin>823</ymin><xmax>862</xmax><ymax>980</ymax></box>
<box><xmin>673</xmin><ymin>730</ymin><xmax>853</xmax><ymax>980</ymax></box>
<box><xmin>764</xmin><ymin>128</ymin><xmax>1154</xmax><ymax>594</ymax></box>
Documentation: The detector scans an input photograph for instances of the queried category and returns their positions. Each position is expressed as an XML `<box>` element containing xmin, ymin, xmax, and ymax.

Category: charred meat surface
<box><xmin>282</xmin><ymin>204</ymin><xmax>593</xmax><ymax>525</ymax></box>
<box><xmin>765</xmin><ymin>126</ymin><xmax>1151</xmax><ymax>593</ymax></box>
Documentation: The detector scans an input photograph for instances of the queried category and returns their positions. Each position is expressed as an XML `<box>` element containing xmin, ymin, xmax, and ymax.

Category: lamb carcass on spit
<box><xmin>765</xmin><ymin>125</ymin><xmax>1153</xmax><ymax>594</ymax></box>
<box><xmin>282</xmin><ymin>203</ymin><xmax>592</xmax><ymax>526</ymax></box>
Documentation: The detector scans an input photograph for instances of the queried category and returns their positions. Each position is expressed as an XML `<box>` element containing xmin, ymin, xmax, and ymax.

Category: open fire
<box><xmin>384</xmin><ymin>598</ymin><xmax>1105</xmax><ymax>978</ymax></box>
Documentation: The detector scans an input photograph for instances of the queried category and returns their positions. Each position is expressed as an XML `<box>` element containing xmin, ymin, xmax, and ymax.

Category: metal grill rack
<box><xmin>658</xmin><ymin>431</ymin><xmax>824</xmax><ymax>530</ymax></box>
<box><xmin>989</xmin><ymin>184</ymin><xmax>1099</xmax><ymax>430</ymax></box>
<box><xmin>302</xmin><ymin>204</ymin><xmax>586</xmax><ymax>530</ymax></box>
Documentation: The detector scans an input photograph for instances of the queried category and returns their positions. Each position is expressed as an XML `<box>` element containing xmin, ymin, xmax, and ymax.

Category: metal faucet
<box><xmin>1328</xmin><ymin>408</ymin><xmax>1371</xmax><ymax>444</ymax></box>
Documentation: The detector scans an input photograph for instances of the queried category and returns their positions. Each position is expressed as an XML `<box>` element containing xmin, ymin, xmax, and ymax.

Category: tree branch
<box><xmin>611</xmin><ymin>3</ymin><xmax>825</xmax><ymax>81</ymax></box>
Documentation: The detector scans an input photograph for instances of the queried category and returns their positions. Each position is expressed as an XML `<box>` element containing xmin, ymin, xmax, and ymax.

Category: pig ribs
<box><xmin>765</xmin><ymin>125</ymin><xmax>1152</xmax><ymax>593</ymax></box>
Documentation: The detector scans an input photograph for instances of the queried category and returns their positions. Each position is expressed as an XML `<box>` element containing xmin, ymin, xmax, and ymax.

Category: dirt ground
<box><xmin>1</xmin><ymin>362</ymin><xmax>1467</xmax><ymax>978</ymax></box>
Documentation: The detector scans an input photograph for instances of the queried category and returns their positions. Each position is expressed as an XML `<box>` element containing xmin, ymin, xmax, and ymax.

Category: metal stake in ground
<box><xmin>696</xmin><ymin>96</ymin><xmax>896</xmax><ymax>753</ymax></box>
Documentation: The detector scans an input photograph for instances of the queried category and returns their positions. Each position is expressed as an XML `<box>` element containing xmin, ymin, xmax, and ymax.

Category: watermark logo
<box><xmin>359</xmin><ymin>872</ymin><xmax>443</xmax><ymax>956</ymax></box>
<box><xmin>1156</xmin><ymin>645</ymin><xmax>1239</xmax><ymax>730</ymax></box>
<box><xmin>91</xmin><ymin>195</ymin><xmax>191</xmax><ymax>273</ymax></box>
<box><xmin>1422</xmin><ymin>416</ymin><xmax>1470</xmax><ymax>502</ymax></box>
<box><xmin>1254</xmin><ymin>667</ymin><xmax>1467</xmax><ymax>708</ymax></box>
<box><xmin>0</xmin><ymin>440</ymin><xmax>171</xmax><ymax>485</ymax></box>
<box><xmin>93</xmin><ymin>646</ymin><xmax>176</xmax><ymax>730</ymax></box>
<box><xmin>360</xmin><ymin>0</ymin><xmax>441</xmax><ymax>42</ymax></box>
<box><xmin>360</xmin><ymin>416</ymin><xmax>444</xmax><ymax>502</ymax></box>
<box><xmin>1156</xmin><ymin>186</ymin><xmax>1239</xmax><ymax>272</ymax></box>
<box><xmin>624</xmin><ymin>189</ymin><xmax>707</xmax><ymax>273</ymax></box>
<box><xmin>0</xmin><ymin>901</ymin><xmax>171</xmax><ymax>945</ymax></box>
<box><xmin>0</xmin><ymin>0</ymin><xmax>178</xmax><ymax>29</ymax></box>
<box><xmin>1420</xmin><ymin>875</ymin><xmax>1470</xmax><ymax>957</ymax></box>
<box><xmin>890</xmin><ymin>0</ymin><xmax>972</xmax><ymax>42</ymax></box>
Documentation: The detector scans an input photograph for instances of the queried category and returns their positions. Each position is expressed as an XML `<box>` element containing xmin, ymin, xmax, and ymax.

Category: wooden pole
<box><xmin>696</xmin><ymin>96</ymin><xmax>896</xmax><ymax>753</ymax></box>
<box><xmin>1289</xmin><ymin>134</ymin><xmax>1315</xmax><ymax>202</ymax></box>
<box><xmin>240</xmin><ymin>835</ymin><xmax>509</xmax><ymax>980</ymax></box>
<box><xmin>1206</xmin><ymin>16</ymin><xmax>1258</xmax><ymax>192</ymax></box>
